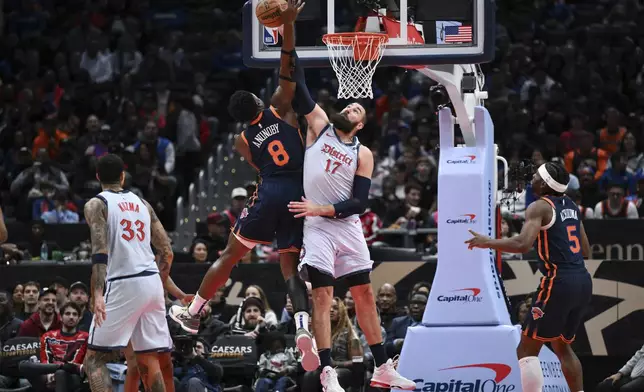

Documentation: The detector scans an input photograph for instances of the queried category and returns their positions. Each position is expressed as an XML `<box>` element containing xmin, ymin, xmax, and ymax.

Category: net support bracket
<box><xmin>415</xmin><ymin>64</ymin><xmax>487</xmax><ymax>147</ymax></box>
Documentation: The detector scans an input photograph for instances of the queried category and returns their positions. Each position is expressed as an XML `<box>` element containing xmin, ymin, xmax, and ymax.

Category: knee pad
<box><xmin>343</xmin><ymin>271</ymin><xmax>371</xmax><ymax>288</ymax></box>
<box><xmin>306</xmin><ymin>266</ymin><xmax>335</xmax><ymax>289</ymax></box>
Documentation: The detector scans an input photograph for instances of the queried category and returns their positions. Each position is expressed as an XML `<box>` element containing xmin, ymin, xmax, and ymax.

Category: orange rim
<box><xmin>323</xmin><ymin>32</ymin><xmax>388</xmax><ymax>61</ymax></box>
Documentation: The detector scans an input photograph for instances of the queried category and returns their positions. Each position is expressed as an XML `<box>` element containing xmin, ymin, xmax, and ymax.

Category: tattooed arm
<box><xmin>85</xmin><ymin>198</ymin><xmax>108</xmax><ymax>323</ymax></box>
<box><xmin>143</xmin><ymin>199</ymin><xmax>173</xmax><ymax>284</ymax></box>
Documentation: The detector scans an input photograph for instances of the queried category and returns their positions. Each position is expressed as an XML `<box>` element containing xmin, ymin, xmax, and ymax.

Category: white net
<box><xmin>323</xmin><ymin>33</ymin><xmax>388</xmax><ymax>99</ymax></box>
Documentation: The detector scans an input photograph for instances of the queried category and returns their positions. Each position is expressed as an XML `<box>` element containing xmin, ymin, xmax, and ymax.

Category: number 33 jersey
<box><xmin>96</xmin><ymin>190</ymin><xmax>157</xmax><ymax>280</ymax></box>
<box><xmin>241</xmin><ymin>106</ymin><xmax>304</xmax><ymax>179</ymax></box>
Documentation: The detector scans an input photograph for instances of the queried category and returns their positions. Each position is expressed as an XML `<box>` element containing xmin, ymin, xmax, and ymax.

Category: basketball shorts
<box><xmin>88</xmin><ymin>271</ymin><xmax>172</xmax><ymax>353</ymax></box>
<box><xmin>522</xmin><ymin>269</ymin><xmax>592</xmax><ymax>343</ymax></box>
<box><xmin>298</xmin><ymin>215</ymin><xmax>372</xmax><ymax>279</ymax></box>
<box><xmin>233</xmin><ymin>177</ymin><xmax>303</xmax><ymax>253</ymax></box>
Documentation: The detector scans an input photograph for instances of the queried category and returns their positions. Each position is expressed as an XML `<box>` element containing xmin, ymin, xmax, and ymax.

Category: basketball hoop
<box><xmin>322</xmin><ymin>32</ymin><xmax>388</xmax><ymax>99</ymax></box>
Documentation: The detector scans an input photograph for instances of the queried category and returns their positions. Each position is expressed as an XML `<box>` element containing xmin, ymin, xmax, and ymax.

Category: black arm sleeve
<box><xmin>290</xmin><ymin>52</ymin><xmax>316</xmax><ymax>115</ymax></box>
<box><xmin>332</xmin><ymin>175</ymin><xmax>371</xmax><ymax>219</ymax></box>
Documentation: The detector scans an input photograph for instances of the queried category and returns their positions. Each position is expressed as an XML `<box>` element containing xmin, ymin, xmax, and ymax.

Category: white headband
<box><xmin>537</xmin><ymin>164</ymin><xmax>568</xmax><ymax>193</ymax></box>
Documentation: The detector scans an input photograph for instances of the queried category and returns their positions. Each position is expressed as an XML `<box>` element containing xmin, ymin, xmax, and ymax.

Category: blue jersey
<box><xmin>241</xmin><ymin>106</ymin><xmax>304</xmax><ymax>179</ymax></box>
<box><xmin>534</xmin><ymin>195</ymin><xmax>586</xmax><ymax>274</ymax></box>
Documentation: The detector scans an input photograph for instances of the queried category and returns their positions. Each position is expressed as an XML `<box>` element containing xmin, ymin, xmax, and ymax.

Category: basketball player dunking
<box><xmin>466</xmin><ymin>162</ymin><xmax>592</xmax><ymax>392</ymax></box>
<box><xmin>83</xmin><ymin>154</ymin><xmax>175</xmax><ymax>392</ymax></box>
<box><xmin>169</xmin><ymin>0</ymin><xmax>320</xmax><ymax>372</ymax></box>
<box><xmin>285</xmin><ymin>65</ymin><xmax>415</xmax><ymax>392</ymax></box>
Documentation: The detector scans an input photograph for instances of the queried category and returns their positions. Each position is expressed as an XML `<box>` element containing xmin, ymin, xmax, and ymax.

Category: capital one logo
<box><xmin>437</xmin><ymin>288</ymin><xmax>483</xmax><ymax>303</ymax></box>
<box><xmin>446</xmin><ymin>214</ymin><xmax>477</xmax><ymax>224</ymax></box>
<box><xmin>414</xmin><ymin>363</ymin><xmax>515</xmax><ymax>392</ymax></box>
<box><xmin>446</xmin><ymin>155</ymin><xmax>477</xmax><ymax>164</ymax></box>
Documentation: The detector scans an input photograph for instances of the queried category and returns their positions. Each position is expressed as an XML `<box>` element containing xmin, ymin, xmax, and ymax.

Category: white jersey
<box><xmin>97</xmin><ymin>190</ymin><xmax>157</xmax><ymax>280</ymax></box>
<box><xmin>303</xmin><ymin>125</ymin><xmax>360</xmax><ymax>218</ymax></box>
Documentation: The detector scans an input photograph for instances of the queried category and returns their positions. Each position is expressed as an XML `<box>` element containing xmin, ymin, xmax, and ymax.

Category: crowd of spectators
<box><xmin>0</xmin><ymin>0</ymin><xmax>259</xmax><ymax>233</ymax></box>
<box><xmin>0</xmin><ymin>276</ymin><xmax>438</xmax><ymax>392</ymax></box>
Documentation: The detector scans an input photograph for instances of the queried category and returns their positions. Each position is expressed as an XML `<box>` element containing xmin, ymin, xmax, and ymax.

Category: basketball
<box><xmin>255</xmin><ymin>0</ymin><xmax>287</xmax><ymax>28</ymax></box>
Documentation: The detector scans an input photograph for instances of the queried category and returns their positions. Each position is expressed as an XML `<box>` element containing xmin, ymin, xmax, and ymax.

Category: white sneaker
<box><xmin>371</xmin><ymin>358</ymin><xmax>417</xmax><ymax>390</ymax></box>
<box><xmin>168</xmin><ymin>305</ymin><xmax>200</xmax><ymax>334</ymax></box>
<box><xmin>320</xmin><ymin>366</ymin><xmax>345</xmax><ymax>392</ymax></box>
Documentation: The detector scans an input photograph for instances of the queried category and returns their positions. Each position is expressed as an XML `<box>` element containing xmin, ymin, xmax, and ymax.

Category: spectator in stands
<box><xmin>190</xmin><ymin>239</ymin><xmax>209</xmax><ymax>263</ymax></box>
<box><xmin>577</xmin><ymin>166</ymin><xmax>604</xmax><ymax>208</ymax></box>
<box><xmin>565</xmin><ymin>132</ymin><xmax>610</xmax><ymax>181</ymax></box>
<box><xmin>222</xmin><ymin>187</ymin><xmax>248</xmax><ymax>228</ymax></box>
<box><xmin>32</xmin><ymin>115</ymin><xmax>69</xmax><ymax>160</ymax></box>
<box><xmin>598</xmin><ymin>107</ymin><xmax>627</xmax><ymax>155</ymax></box>
<box><xmin>0</xmin><ymin>291</ymin><xmax>22</xmax><ymax>344</ymax></box>
<box><xmin>0</xmin><ymin>291</ymin><xmax>27</xmax><ymax>389</ymax></box>
<box><xmin>68</xmin><ymin>281</ymin><xmax>92</xmax><ymax>332</ymax></box>
<box><xmin>344</xmin><ymin>291</ymin><xmax>356</xmax><ymax>321</ymax></box>
<box><xmin>51</xmin><ymin>277</ymin><xmax>69</xmax><ymax>310</ymax></box>
<box><xmin>11</xmin><ymin>284</ymin><xmax>24</xmax><ymax>315</ymax></box>
<box><xmin>256</xmin><ymin>331</ymin><xmax>297</xmax><ymax>392</ymax></box>
<box><xmin>11</xmin><ymin>149</ymin><xmax>70</xmax><ymax>215</ymax></box>
<box><xmin>19</xmin><ymin>287</ymin><xmax>61</xmax><ymax>337</ymax></box>
<box><xmin>112</xmin><ymin>34</ymin><xmax>143</xmax><ymax>77</ymax></box>
<box><xmin>234</xmin><ymin>297</ymin><xmax>267</xmax><ymax>338</ymax></box>
<box><xmin>412</xmin><ymin>156</ymin><xmax>437</xmax><ymax>211</ymax></box>
<box><xmin>80</xmin><ymin>39</ymin><xmax>114</xmax><ymax>84</ymax></box>
<box><xmin>128</xmin><ymin>120</ymin><xmax>176</xmax><ymax>175</ymax></box>
<box><xmin>599</xmin><ymin>153</ymin><xmax>637</xmax><ymax>195</ymax></box>
<box><xmin>17</xmin><ymin>281</ymin><xmax>40</xmax><ymax>320</ymax></box>
<box><xmin>597</xmin><ymin>343</ymin><xmax>644</xmax><ymax>392</ymax></box>
<box><xmin>410</xmin><ymin>281</ymin><xmax>432</xmax><ymax>298</ymax></box>
<box><xmin>560</xmin><ymin>112</ymin><xmax>588</xmax><ymax>153</ymax></box>
<box><xmin>371</xmin><ymin>177</ymin><xmax>402</xmax><ymax>223</ymax></box>
<box><xmin>621</xmin><ymin>132</ymin><xmax>644</xmax><ymax>174</ymax></box>
<box><xmin>39</xmin><ymin>302</ymin><xmax>88</xmax><ymax>392</ymax></box>
<box><xmin>173</xmin><ymin>338</ymin><xmax>223</xmax><ymax>392</ymax></box>
<box><xmin>360</xmin><ymin>205</ymin><xmax>383</xmax><ymax>246</ymax></box>
<box><xmin>566</xmin><ymin>190</ymin><xmax>594</xmax><ymax>220</ymax></box>
<box><xmin>202</xmin><ymin>212</ymin><xmax>228</xmax><ymax>260</ymax></box>
<box><xmin>130</xmin><ymin>141</ymin><xmax>177</xmax><ymax>218</ymax></box>
<box><xmin>376</xmin><ymin>283</ymin><xmax>405</xmax><ymax>331</ymax></box>
<box><xmin>208</xmin><ymin>286</ymin><xmax>236</xmax><ymax>323</ymax></box>
<box><xmin>236</xmin><ymin>285</ymin><xmax>277</xmax><ymax>327</ymax></box>
<box><xmin>41</xmin><ymin>192</ymin><xmax>80</xmax><ymax>223</ymax></box>
<box><xmin>385</xmin><ymin>292</ymin><xmax>427</xmax><ymax>356</ymax></box>
<box><xmin>386</xmin><ymin>182</ymin><xmax>428</xmax><ymax>228</ymax></box>
<box><xmin>175</xmin><ymin>97</ymin><xmax>203</xmax><ymax>191</ymax></box>
<box><xmin>329</xmin><ymin>297</ymin><xmax>362</xmax><ymax>373</ymax></box>
<box><xmin>594</xmin><ymin>183</ymin><xmax>639</xmax><ymax>219</ymax></box>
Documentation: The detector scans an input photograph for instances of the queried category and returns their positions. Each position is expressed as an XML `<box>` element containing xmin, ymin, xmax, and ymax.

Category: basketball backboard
<box><xmin>242</xmin><ymin>0</ymin><xmax>495</xmax><ymax>68</ymax></box>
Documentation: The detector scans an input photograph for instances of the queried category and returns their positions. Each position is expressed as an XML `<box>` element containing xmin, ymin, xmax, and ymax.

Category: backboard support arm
<box><xmin>414</xmin><ymin>64</ymin><xmax>487</xmax><ymax>147</ymax></box>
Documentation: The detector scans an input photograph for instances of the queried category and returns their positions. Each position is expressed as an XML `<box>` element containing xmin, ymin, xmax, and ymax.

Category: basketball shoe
<box><xmin>168</xmin><ymin>305</ymin><xmax>200</xmax><ymax>334</ymax></box>
<box><xmin>295</xmin><ymin>328</ymin><xmax>320</xmax><ymax>371</ymax></box>
<box><xmin>320</xmin><ymin>366</ymin><xmax>345</xmax><ymax>392</ymax></box>
<box><xmin>370</xmin><ymin>358</ymin><xmax>417</xmax><ymax>390</ymax></box>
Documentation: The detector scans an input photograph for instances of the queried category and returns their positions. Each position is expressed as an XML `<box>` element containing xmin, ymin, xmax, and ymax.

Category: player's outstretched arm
<box><xmin>143</xmin><ymin>200</ymin><xmax>173</xmax><ymax>285</ymax></box>
<box><xmin>579</xmin><ymin>221</ymin><xmax>591</xmax><ymax>258</ymax></box>
<box><xmin>270</xmin><ymin>0</ymin><xmax>304</xmax><ymax>126</ymax></box>
<box><xmin>288</xmin><ymin>147</ymin><xmax>373</xmax><ymax>218</ymax></box>
<box><xmin>465</xmin><ymin>200</ymin><xmax>548</xmax><ymax>253</ymax></box>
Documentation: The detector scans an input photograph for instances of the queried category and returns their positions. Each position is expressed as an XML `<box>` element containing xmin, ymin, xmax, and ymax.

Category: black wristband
<box><xmin>92</xmin><ymin>253</ymin><xmax>108</xmax><ymax>264</ymax></box>
<box><xmin>279</xmin><ymin>75</ymin><xmax>294</xmax><ymax>82</ymax></box>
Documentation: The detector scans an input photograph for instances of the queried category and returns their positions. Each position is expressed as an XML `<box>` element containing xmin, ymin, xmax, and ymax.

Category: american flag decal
<box><xmin>444</xmin><ymin>25</ymin><xmax>472</xmax><ymax>43</ymax></box>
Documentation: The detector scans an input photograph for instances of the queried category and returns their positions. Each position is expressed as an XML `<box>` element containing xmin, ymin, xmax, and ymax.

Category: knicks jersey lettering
<box><xmin>534</xmin><ymin>195</ymin><xmax>585</xmax><ymax>274</ymax></box>
<box><xmin>244</xmin><ymin>107</ymin><xmax>304</xmax><ymax>178</ymax></box>
<box><xmin>97</xmin><ymin>190</ymin><xmax>157</xmax><ymax>280</ymax></box>
<box><xmin>304</xmin><ymin>125</ymin><xmax>359</xmax><ymax>211</ymax></box>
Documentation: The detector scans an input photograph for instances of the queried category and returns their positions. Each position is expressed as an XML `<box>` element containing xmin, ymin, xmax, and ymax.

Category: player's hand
<box><xmin>181</xmin><ymin>294</ymin><xmax>195</xmax><ymax>306</ymax></box>
<box><xmin>288</xmin><ymin>197</ymin><xmax>321</xmax><ymax>218</ymax></box>
<box><xmin>281</xmin><ymin>0</ymin><xmax>305</xmax><ymax>24</ymax></box>
<box><xmin>606</xmin><ymin>373</ymin><xmax>622</xmax><ymax>384</ymax></box>
<box><xmin>464</xmin><ymin>229</ymin><xmax>492</xmax><ymax>250</ymax></box>
<box><xmin>93</xmin><ymin>295</ymin><xmax>107</xmax><ymax>327</ymax></box>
